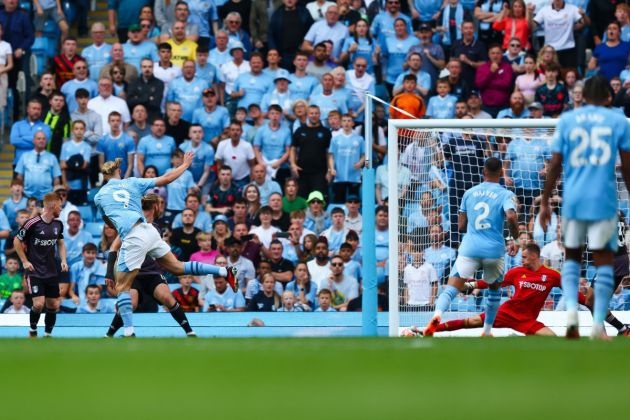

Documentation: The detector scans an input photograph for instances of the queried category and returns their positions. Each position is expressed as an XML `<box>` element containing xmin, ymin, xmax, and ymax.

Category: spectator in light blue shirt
<box><xmin>123</xmin><ymin>24</ymin><xmax>159</xmax><ymax>72</ymax></box>
<box><xmin>204</xmin><ymin>275</ymin><xmax>246</xmax><ymax>312</ymax></box>
<box><xmin>381</xmin><ymin>19</ymin><xmax>420</xmax><ymax>89</ymax></box>
<box><xmin>15</xmin><ymin>131</ymin><xmax>62</xmax><ymax>200</ymax></box>
<box><xmin>10</xmin><ymin>100</ymin><xmax>52</xmax><ymax>166</ymax></box>
<box><xmin>166</xmin><ymin>59</ymin><xmax>209</xmax><ymax>121</ymax></box>
<box><xmin>310</xmin><ymin>73</ymin><xmax>348</xmax><ymax>126</ymax></box>
<box><xmin>261</xmin><ymin>71</ymin><xmax>294</xmax><ymax>114</ymax></box>
<box><xmin>209</xmin><ymin>30</ymin><xmax>231</xmax><ymax>68</ymax></box>
<box><xmin>248</xmin><ymin>164</ymin><xmax>282</xmax><ymax>206</ymax></box>
<box><xmin>192</xmin><ymin>87</ymin><xmax>230</xmax><ymax>145</ymax></box>
<box><xmin>496</xmin><ymin>91</ymin><xmax>530</xmax><ymax>119</ymax></box>
<box><xmin>60</xmin><ymin>59</ymin><xmax>98</xmax><ymax>113</ymax></box>
<box><xmin>423</xmin><ymin>224</ymin><xmax>457</xmax><ymax>281</ymax></box>
<box><xmin>3</xmin><ymin>180</ymin><xmax>28</xmax><ymax>229</ymax></box>
<box><xmin>426</xmin><ymin>79</ymin><xmax>458</xmax><ymax>119</ymax></box>
<box><xmin>393</xmin><ymin>53</ymin><xmax>432</xmax><ymax>97</ymax></box>
<box><xmin>179</xmin><ymin>124</ymin><xmax>215</xmax><ymax>190</ymax></box>
<box><xmin>301</xmin><ymin>5</ymin><xmax>350</xmax><ymax>59</ymax></box>
<box><xmin>65</xmin><ymin>211</ymin><xmax>96</xmax><ymax>268</ymax></box>
<box><xmin>97</xmin><ymin>111</ymin><xmax>136</xmax><ymax>178</ymax></box>
<box><xmin>82</xmin><ymin>23</ymin><xmax>112</xmax><ymax>81</ymax></box>
<box><xmin>164</xmin><ymin>150</ymin><xmax>196</xmax><ymax>212</ymax></box>
<box><xmin>329</xmin><ymin>115</ymin><xmax>365</xmax><ymax>203</ymax></box>
<box><xmin>233</xmin><ymin>52</ymin><xmax>273</xmax><ymax>109</ymax></box>
<box><xmin>371</xmin><ymin>0</ymin><xmax>412</xmax><ymax>43</ymax></box>
<box><xmin>289</xmin><ymin>51</ymin><xmax>320</xmax><ymax>102</ymax></box>
<box><xmin>187</xmin><ymin>0</ymin><xmax>219</xmax><ymax>41</ymax></box>
<box><xmin>195</xmin><ymin>47</ymin><xmax>220</xmax><ymax>88</ymax></box>
<box><xmin>340</xmin><ymin>19</ymin><xmax>379</xmax><ymax>74</ymax></box>
<box><xmin>253</xmin><ymin>104</ymin><xmax>292</xmax><ymax>179</ymax></box>
<box><xmin>70</xmin><ymin>250</ymin><xmax>105</xmax><ymax>306</ymax></box>
<box><xmin>137</xmin><ymin>117</ymin><xmax>177</xmax><ymax>175</ymax></box>
<box><xmin>60</xmin><ymin>121</ymin><xmax>92</xmax><ymax>202</ymax></box>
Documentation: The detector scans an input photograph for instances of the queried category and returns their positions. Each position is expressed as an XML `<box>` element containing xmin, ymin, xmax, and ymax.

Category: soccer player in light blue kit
<box><xmin>424</xmin><ymin>158</ymin><xmax>519</xmax><ymax>336</ymax></box>
<box><xmin>95</xmin><ymin>153</ymin><xmax>235</xmax><ymax>337</ymax></box>
<box><xmin>540</xmin><ymin>75</ymin><xmax>630</xmax><ymax>340</ymax></box>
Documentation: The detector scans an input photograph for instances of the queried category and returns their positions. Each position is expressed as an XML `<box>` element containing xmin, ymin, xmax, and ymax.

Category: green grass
<box><xmin>1</xmin><ymin>337</ymin><xmax>628</xmax><ymax>419</ymax></box>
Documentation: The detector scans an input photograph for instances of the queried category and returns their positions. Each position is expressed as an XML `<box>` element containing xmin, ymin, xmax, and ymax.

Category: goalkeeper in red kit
<box><xmin>407</xmin><ymin>242</ymin><xmax>625</xmax><ymax>337</ymax></box>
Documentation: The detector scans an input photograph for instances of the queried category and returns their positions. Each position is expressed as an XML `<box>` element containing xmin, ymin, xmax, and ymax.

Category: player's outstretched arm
<box><xmin>154</xmin><ymin>151</ymin><xmax>194</xmax><ymax>187</ymax></box>
<box><xmin>539</xmin><ymin>153</ymin><xmax>563</xmax><ymax>231</ymax></box>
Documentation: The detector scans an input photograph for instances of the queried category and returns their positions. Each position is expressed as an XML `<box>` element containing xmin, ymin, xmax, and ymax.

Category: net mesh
<box><xmin>391</xmin><ymin>126</ymin><xmax>630</xmax><ymax>330</ymax></box>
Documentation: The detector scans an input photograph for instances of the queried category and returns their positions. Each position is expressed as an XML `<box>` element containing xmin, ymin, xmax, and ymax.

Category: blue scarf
<box><xmin>441</xmin><ymin>3</ymin><xmax>464</xmax><ymax>46</ymax></box>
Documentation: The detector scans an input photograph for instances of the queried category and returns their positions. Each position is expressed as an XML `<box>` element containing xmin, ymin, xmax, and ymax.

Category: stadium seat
<box><xmin>77</xmin><ymin>205</ymin><xmax>94</xmax><ymax>223</ymax></box>
<box><xmin>87</xmin><ymin>188</ymin><xmax>99</xmax><ymax>204</ymax></box>
<box><xmin>19</xmin><ymin>1</ymin><xmax>31</xmax><ymax>12</ymax></box>
<box><xmin>31</xmin><ymin>37</ymin><xmax>49</xmax><ymax>76</ymax></box>
<box><xmin>62</xmin><ymin>1</ymin><xmax>76</xmax><ymax>24</ymax></box>
<box><xmin>84</xmin><ymin>222</ymin><xmax>104</xmax><ymax>237</ymax></box>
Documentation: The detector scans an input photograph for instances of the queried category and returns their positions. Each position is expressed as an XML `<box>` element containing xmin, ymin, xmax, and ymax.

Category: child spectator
<box><xmin>61</xmin><ymin>120</ymin><xmax>91</xmax><ymax>204</ymax></box>
<box><xmin>0</xmin><ymin>256</ymin><xmax>22</xmax><ymax>300</ymax></box>
<box><xmin>190</xmin><ymin>232</ymin><xmax>220</xmax><ymax>265</ymax></box>
<box><xmin>246</xmin><ymin>273</ymin><xmax>280</xmax><ymax>312</ymax></box>
<box><xmin>3</xmin><ymin>290</ymin><xmax>29</xmax><ymax>314</ymax></box>
<box><xmin>285</xmin><ymin>262</ymin><xmax>318</xmax><ymax>310</ymax></box>
<box><xmin>69</xmin><ymin>243</ymin><xmax>105</xmax><ymax>305</ymax></box>
<box><xmin>250</xmin><ymin>206</ymin><xmax>280</xmax><ymax>248</ymax></box>
<box><xmin>2</xmin><ymin>180</ymin><xmax>26</xmax><ymax>229</ymax></box>
<box><xmin>172</xmin><ymin>275</ymin><xmax>201</xmax><ymax>312</ymax></box>
<box><xmin>4</xmin><ymin>209</ymin><xmax>29</xmax><ymax>257</ymax></box>
<box><xmin>339</xmin><ymin>242</ymin><xmax>362</xmax><ymax>281</ymax></box>
<box><xmin>426</xmin><ymin>78</ymin><xmax>457</xmax><ymax>119</ymax></box>
<box><xmin>77</xmin><ymin>284</ymin><xmax>111</xmax><ymax>313</ymax></box>
<box><xmin>204</xmin><ymin>275</ymin><xmax>246</xmax><ymax>312</ymax></box>
<box><xmin>277</xmin><ymin>290</ymin><xmax>303</xmax><ymax>312</ymax></box>
<box><xmin>389</xmin><ymin>74</ymin><xmax>426</xmax><ymax>119</ymax></box>
<box><xmin>314</xmin><ymin>288</ymin><xmax>336</xmax><ymax>312</ymax></box>
<box><xmin>403</xmin><ymin>249</ymin><xmax>438</xmax><ymax>308</ymax></box>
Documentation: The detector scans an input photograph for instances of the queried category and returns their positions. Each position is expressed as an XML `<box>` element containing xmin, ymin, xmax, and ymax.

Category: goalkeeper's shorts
<box><xmin>480</xmin><ymin>311</ymin><xmax>545</xmax><ymax>336</ymax></box>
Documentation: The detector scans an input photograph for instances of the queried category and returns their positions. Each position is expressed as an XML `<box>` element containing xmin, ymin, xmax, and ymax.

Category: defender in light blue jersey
<box><xmin>95</xmin><ymin>153</ymin><xmax>234</xmax><ymax>336</ymax></box>
<box><xmin>540</xmin><ymin>75</ymin><xmax>630</xmax><ymax>339</ymax></box>
<box><xmin>425</xmin><ymin>158</ymin><xmax>519</xmax><ymax>337</ymax></box>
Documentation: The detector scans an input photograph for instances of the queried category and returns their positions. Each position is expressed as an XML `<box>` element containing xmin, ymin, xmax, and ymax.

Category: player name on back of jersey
<box><xmin>472</xmin><ymin>190</ymin><xmax>498</xmax><ymax>199</ymax></box>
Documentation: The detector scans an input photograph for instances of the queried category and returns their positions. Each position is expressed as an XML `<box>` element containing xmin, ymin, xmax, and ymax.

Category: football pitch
<box><xmin>2</xmin><ymin>337</ymin><xmax>628</xmax><ymax>420</ymax></box>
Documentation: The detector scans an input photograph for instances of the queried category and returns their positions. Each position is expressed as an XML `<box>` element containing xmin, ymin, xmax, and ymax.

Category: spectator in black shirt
<box><xmin>290</xmin><ymin>104</ymin><xmax>332</xmax><ymax>198</ymax></box>
<box><xmin>247</xmin><ymin>272</ymin><xmax>280</xmax><ymax>311</ymax></box>
<box><xmin>164</xmin><ymin>101</ymin><xmax>191</xmax><ymax>146</ymax></box>
<box><xmin>170</xmin><ymin>208</ymin><xmax>201</xmax><ymax>261</ymax></box>
<box><xmin>268</xmin><ymin>239</ymin><xmax>294</xmax><ymax>288</ymax></box>
<box><xmin>268</xmin><ymin>0</ymin><xmax>314</xmax><ymax>70</ymax></box>
<box><xmin>451</xmin><ymin>20</ymin><xmax>487</xmax><ymax>89</ymax></box>
<box><xmin>127</xmin><ymin>58</ymin><xmax>165</xmax><ymax>121</ymax></box>
<box><xmin>207</xmin><ymin>165</ymin><xmax>240</xmax><ymax>216</ymax></box>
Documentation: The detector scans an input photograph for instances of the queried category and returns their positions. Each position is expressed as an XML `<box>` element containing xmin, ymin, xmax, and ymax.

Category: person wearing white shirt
<box><xmin>249</xmin><ymin>206</ymin><xmax>280</xmax><ymax>248</ymax></box>
<box><xmin>215</xmin><ymin>121</ymin><xmax>256</xmax><ymax>187</ymax></box>
<box><xmin>403</xmin><ymin>250</ymin><xmax>438</xmax><ymax>307</ymax></box>
<box><xmin>540</xmin><ymin>223</ymin><xmax>564</xmax><ymax>270</ymax></box>
<box><xmin>301</xmin><ymin>5</ymin><xmax>349</xmax><ymax>60</ymax></box>
<box><xmin>87</xmin><ymin>78</ymin><xmax>131</xmax><ymax>134</ymax></box>
<box><xmin>326</xmin><ymin>255</ymin><xmax>359</xmax><ymax>311</ymax></box>
<box><xmin>307</xmin><ymin>239</ymin><xmax>332</xmax><ymax>289</ymax></box>
<box><xmin>306</xmin><ymin>0</ymin><xmax>335</xmax><ymax>21</ymax></box>
<box><xmin>219</xmin><ymin>43</ymin><xmax>251</xmax><ymax>102</ymax></box>
<box><xmin>153</xmin><ymin>42</ymin><xmax>182</xmax><ymax>86</ymax></box>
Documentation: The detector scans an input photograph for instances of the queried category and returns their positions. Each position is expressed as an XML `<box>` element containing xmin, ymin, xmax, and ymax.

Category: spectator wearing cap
<box><xmin>167</xmin><ymin>20</ymin><xmax>198</xmax><ymax>68</ymax></box>
<box><xmin>166</xmin><ymin>60</ymin><xmax>209</xmax><ymax>122</ymax></box>
<box><xmin>301</xmin><ymin>5</ymin><xmax>349</xmax><ymax>61</ymax></box>
<box><xmin>99</xmin><ymin>43</ymin><xmax>138</xmax><ymax>83</ymax></box>
<box><xmin>531</xmin><ymin>0</ymin><xmax>589</xmax><ymax>69</ymax></box>
<box><xmin>371</xmin><ymin>0</ymin><xmax>412</xmax><ymax>43</ymax></box>
<box><xmin>253</xmin><ymin>105</ymin><xmax>292</xmax><ymax>182</ymax></box>
<box><xmin>97</xmin><ymin>111</ymin><xmax>135</xmax><ymax>178</ymax></box>
<box><xmin>288</xmin><ymin>51</ymin><xmax>320</xmax><ymax>102</ymax></box>
<box><xmin>137</xmin><ymin>117</ymin><xmax>177</xmax><ymax>175</ymax></box>
<box><xmin>329</xmin><ymin>114</ymin><xmax>365</xmax><ymax>203</ymax></box>
<box><xmin>475</xmin><ymin>44</ymin><xmax>513</xmax><ymax>117</ymax></box>
<box><xmin>466</xmin><ymin>90</ymin><xmax>492</xmax><ymax>119</ymax></box>
<box><xmin>153</xmin><ymin>43</ymin><xmax>182</xmax><ymax>85</ymax></box>
<box><xmin>60</xmin><ymin>59</ymin><xmax>98</xmax><ymax>114</ymax></box>
<box><xmin>126</xmin><ymin>58</ymin><xmax>165</xmax><ymax>121</ymax></box>
<box><xmin>10</xmin><ymin>99</ymin><xmax>52</xmax><ymax>168</ymax></box>
<box><xmin>269</xmin><ymin>0</ymin><xmax>314</xmax><ymax>70</ymax></box>
<box><xmin>211</xmin><ymin>214</ymin><xmax>232</xmax><ymax>253</ymax></box>
<box><xmin>15</xmin><ymin>131</ymin><xmax>61</xmax><ymax>201</ymax></box>
<box><xmin>393</xmin><ymin>53</ymin><xmax>431</xmax><ymax>97</ymax></box>
<box><xmin>232</xmin><ymin>52</ymin><xmax>273</xmax><ymax>110</ymax></box>
<box><xmin>526</xmin><ymin>101</ymin><xmax>545</xmax><ymax>119</ymax></box>
<box><xmin>88</xmin><ymin>77</ymin><xmax>132</xmax><ymax>135</ymax></box>
<box><xmin>534</xmin><ymin>61</ymin><xmax>568</xmax><ymax>117</ymax></box>
<box><xmin>381</xmin><ymin>18</ymin><xmax>420</xmax><ymax>95</ymax></box>
<box><xmin>220</xmin><ymin>42</ymin><xmax>251</xmax><ymax>114</ymax></box>
<box><xmin>407</xmin><ymin>22</ymin><xmax>445</xmax><ymax>85</ymax></box>
<box><xmin>304</xmin><ymin>191</ymin><xmax>331</xmax><ymax>234</ymax></box>
<box><xmin>191</xmin><ymin>87</ymin><xmax>230</xmax><ymax>147</ymax></box>
<box><xmin>122</xmin><ymin>24</ymin><xmax>159</xmax><ymax>72</ymax></box>
<box><xmin>290</xmin><ymin>105</ymin><xmax>332</xmax><ymax>198</ymax></box>
<box><xmin>497</xmin><ymin>91</ymin><xmax>529</xmax><ymax>119</ymax></box>
<box><xmin>450</xmin><ymin>20</ymin><xmax>487</xmax><ymax>89</ymax></box>
<box><xmin>261</xmin><ymin>71</ymin><xmax>293</xmax><ymax>115</ymax></box>
<box><xmin>215</xmin><ymin>121</ymin><xmax>257</xmax><ymax>189</ymax></box>
<box><xmin>172</xmin><ymin>193</ymin><xmax>213</xmax><ymax>232</ymax></box>
<box><xmin>345</xmin><ymin>195</ymin><xmax>362</xmax><ymax>235</ymax></box>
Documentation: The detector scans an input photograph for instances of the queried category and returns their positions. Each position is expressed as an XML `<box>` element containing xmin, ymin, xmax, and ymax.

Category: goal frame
<box><xmin>387</xmin><ymin>119</ymin><xmax>559</xmax><ymax>336</ymax></box>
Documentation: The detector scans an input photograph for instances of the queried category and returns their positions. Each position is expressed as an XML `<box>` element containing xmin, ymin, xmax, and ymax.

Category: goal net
<box><xmin>387</xmin><ymin>119</ymin><xmax>630</xmax><ymax>336</ymax></box>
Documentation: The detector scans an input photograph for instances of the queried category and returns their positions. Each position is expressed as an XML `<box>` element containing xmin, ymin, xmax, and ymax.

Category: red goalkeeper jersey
<box><xmin>478</xmin><ymin>266</ymin><xmax>563</xmax><ymax>322</ymax></box>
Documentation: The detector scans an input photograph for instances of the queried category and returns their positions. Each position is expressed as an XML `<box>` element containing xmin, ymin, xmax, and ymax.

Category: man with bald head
<box><xmin>82</xmin><ymin>23</ymin><xmax>112</xmax><ymax>82</ymax></box>
<box><xmin>497</xmin><ymin>91</ymin><xmax>530</xmax><ymax>119</ymax></box>
<box><xmin>249</xmin><ymin>164</ymin><xmax>282</xmax><ymax>206</ymax></box>
<box><xmin>99</xmin><ymin>42</ymin><xmax>138</xmax><ymax>83</ymax></box>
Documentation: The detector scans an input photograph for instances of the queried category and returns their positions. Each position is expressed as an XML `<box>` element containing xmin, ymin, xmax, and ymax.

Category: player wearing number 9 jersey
<box><xmin>94</xmin><ymin>155</ymin><xmax>233</xmax><ymax>337</ymax></box>
<box><xmin>424</xmin><ymin>157</ymin><xmax>519</xmax><ymax>337</ymax></box>
<box><xmin>541</xmin><ymin>75</ymin><xmax>630</xmax><ymax>340</ymax></box>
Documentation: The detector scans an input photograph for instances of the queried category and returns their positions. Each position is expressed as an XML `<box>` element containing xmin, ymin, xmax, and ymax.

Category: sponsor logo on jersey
<box><xmin>34</xmin><ymin>238</ymin><xmax>58</xmax><ymax>246</ymax></box>
<box><xmin>519</xmin><ymin>280</ymin><xmax>547</xmax><ymax>292</ymax></box>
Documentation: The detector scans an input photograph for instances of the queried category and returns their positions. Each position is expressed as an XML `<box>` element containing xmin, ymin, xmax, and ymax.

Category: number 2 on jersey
<box><xmin>474</xmin><ymin>202</ymin><xmax>491</xmax><ymax>230</ymax></box>
<box><xmin>569</xmin><ymin>127</ymin><xmax>612</xmax><ymax>168</ymax></box>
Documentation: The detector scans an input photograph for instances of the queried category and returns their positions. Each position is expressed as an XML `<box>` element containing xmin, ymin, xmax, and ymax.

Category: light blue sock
<box><xmin>117</xmin><ymin>291</ymin><xmax>133</xmax><ymax>328</ymax></box>
<box><xmin>561</xmin><ymin>260</ymin><xmax>580</xmax><ymax>312</ymax></box>
<box><xmin>183</xmin><ymin>261</ymin><xmax>225</xmax><ymax>276</ymax></box>
<box><xmin>434</xmin><ymin>285</ymin><xmax>459</xmax><ymax>315</ymax></box>
<box><xmin>483</xmin><ymin>288</ymin><xmax>502</xmax><ymax>333</ymax></box>
<box><xmin>594</xmin><ymin>265</ymin><xmax>614</xmax><ymax>325</ymax></box>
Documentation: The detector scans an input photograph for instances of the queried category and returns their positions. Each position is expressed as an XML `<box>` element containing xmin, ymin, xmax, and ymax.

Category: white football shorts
<box><xmin>562</xmin><ymin>218</ymin><xmax>618</xmax><ymax>251</ymax></box>
<box><xmin>117</xmin><ymin>222</ymin><xmax>171</xmax><ymax>272</ymax></box>
<box><xmin>452</xmin><ymin>255</ymin><xmax>505</xmax><ymax>284</ymax></box>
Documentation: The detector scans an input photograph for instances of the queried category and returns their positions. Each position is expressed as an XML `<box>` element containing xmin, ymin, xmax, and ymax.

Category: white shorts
<box><xmin>117</xmin><ymin>223</ymin><xmax>171</xmax><ymax>272</ymax></box>
<box><xmin>451</xmin><ymin>256</ymin><xmax>505</xmax><ymax>284</ymax></box>
<box><xmin>562</xmin><ymin>218</ymin><xmax>618</xmax><ymax>251</ymax></box>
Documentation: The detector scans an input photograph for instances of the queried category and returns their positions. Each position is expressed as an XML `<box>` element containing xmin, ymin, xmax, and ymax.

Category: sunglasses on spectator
<box><xmin>347</xmin><ymin>199</ymin><xmax>360</xmax><ymax>203</ymax></box>
<box><xmin>141</xmin><ymin>24</ymin><xmax>150</xmax><ymax>28</ymax></box>
<box><xmin>331</xmin><ymin>262</ymin><xmax>343</xmax><ymax>267</ymax></box>
<box><xmin>310</xmin><ymin>199</ymin><xmax>323</xmax><ymax>204</ymax></box>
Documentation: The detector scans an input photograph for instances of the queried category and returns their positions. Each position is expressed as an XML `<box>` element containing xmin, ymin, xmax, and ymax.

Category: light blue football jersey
<box><xmin>458</xmin><ymin>182</ymin><xmax>517</xmax><ymax>259</ymax></box>
<box><xmin>551</xmin><ymin>105</ymin><xmax>630</xmax><ymax>220</ymax></box>
<box><xmin>94</xmin><ymin>177</ymin><xmax>156</xmax><ymax>239</ymax></box>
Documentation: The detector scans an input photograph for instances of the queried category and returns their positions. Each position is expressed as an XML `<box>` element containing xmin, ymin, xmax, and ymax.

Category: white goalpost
<box><xmin>386</xmin><ymin>118</ymin><xmax>630</xmax><ymax>336</ymax></box>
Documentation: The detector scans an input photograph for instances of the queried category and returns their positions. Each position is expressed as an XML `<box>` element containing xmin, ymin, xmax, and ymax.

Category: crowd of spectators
<box><xmin>1</xmin><ymin>0</ymin><xmax>630</xmax><ymax>314</ymax></box>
